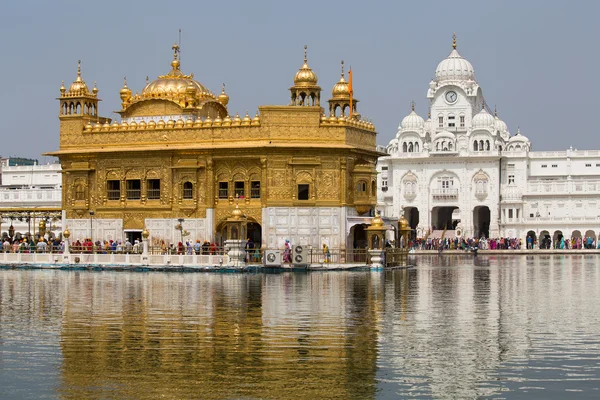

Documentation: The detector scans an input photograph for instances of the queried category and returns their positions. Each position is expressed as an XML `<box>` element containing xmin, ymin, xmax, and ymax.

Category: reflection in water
<box><xmin>0</xmin><ymin>255</ymin><xmax>599</xmax><ymax>399</ymax></box>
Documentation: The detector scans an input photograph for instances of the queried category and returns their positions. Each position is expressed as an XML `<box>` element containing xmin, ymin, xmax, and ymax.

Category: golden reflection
<box><xmin>57</xmin><ymin>272</ymin><xmax>380</xmax><ymax>399</ymax></box>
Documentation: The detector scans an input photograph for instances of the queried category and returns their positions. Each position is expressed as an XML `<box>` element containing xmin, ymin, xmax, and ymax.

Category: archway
<box><xmin>540</xmin><ymin>230</ymin><xmax>551</xmax><ymax>249</ymax></box>
<box><xmin>247</xmin><ymin>222</ymin><xmax>262</xmax><ymax>248</ymax></box>
<box><xmin>404</xmin><ymin>207</ymin><xmax>419</xmax><ymax>229</ymax></box>
<box><xmin>571</xmin><ymin>230</ymin><xmax>582</xmax><ymax>249</ymax></box>
<box><xmin>526</xmin><ymin>230</ymin><xmax>536</xmax><ymax>249</ymax></box>
<box><xmin>351</xmin><ymin>224</ymin><xmax>368</xmax><ymax>249</ymax></box>
<box><xmin>431</xmin><ymin>206</ymin><xmax>459</xmax><ymax>231</ymax></box>
<box><xmin>553</xmin><ymin>230</ymin><xmax>564</xmax><ymax>249</ymax></box>
<box><xmin>585</xmin><ymin>230</ymin><xmax>596</xmax><ymax>249</ymax></box>
<box><xmin>473</xmin><ymin>206</ymin><xmax>490</xmax><ymax>239</ymax></box>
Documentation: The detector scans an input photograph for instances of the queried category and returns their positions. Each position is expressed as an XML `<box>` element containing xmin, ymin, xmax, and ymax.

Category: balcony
<box><xmin>432</xmin><ymin>188</ymin><xmax>458</xmax><ymax>200</ymax></box>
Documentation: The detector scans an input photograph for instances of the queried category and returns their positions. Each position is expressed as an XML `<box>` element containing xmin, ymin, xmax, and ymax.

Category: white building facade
<box><xmin>0</xmin><ymin>163</ymin><xmax>63</xmax><ymax>238</ymax></box>
<box><xmin>377</xmin><ymin>38</ymin><xmax>600</xmax><ymax>247</ymax></box>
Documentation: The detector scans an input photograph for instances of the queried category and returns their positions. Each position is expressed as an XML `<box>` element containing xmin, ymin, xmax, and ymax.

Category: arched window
<box><xmin>402</xmin><ymin>142</ymin><xmax>407</xmax><ymax>152</ymax></box>
<box><xmin>448</xmin><ymin>142</ymin><xmax>453</xmax><ymax>151</ymax></box>
<box><xmin>479</xmin><ymin>140</ymin><xmax>484</xmax><ymax>151</ymax></box>
<box><xmin>357</xmin><ymin>181</ymin><xmax>367</xmax><ymax>193</ymax></box>
<box><xmin>486</xmin><ymin>140</ymin><xmax>490</xmax><ymax>151</ymax></box>
<box><xmin>415</xmin><ymin>142</ymin><xmax>420</xmax><ymax>152</ymax></box>
<box><xmin>183</xmin><ymin>182</ymin><xmax>193</xmax><ymax>199</ymax></box>
<box><xmin>408</xmin><ymin>142</ymin><xmax>414</xmax><ymax>152</ymax></box>
<box><xmin>371</xmin><ymin>180</ymin><xmax>376</xmax><ymax>195</ymax></box>
<box><xmin>436</xmin><ymin>142</ymin><xmax>440</xmax><ymax>151</ymax></box>
<box><xmin>473</xmin><ymin>141</ymin><xmax>478</xmax><ymax>151</ymax></box>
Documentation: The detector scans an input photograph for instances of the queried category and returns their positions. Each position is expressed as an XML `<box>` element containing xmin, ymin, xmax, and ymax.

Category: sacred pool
<box><xmin>1</xmin><ymin>255</ymin><xmax>599</xmax><ymax>399</ymax></box>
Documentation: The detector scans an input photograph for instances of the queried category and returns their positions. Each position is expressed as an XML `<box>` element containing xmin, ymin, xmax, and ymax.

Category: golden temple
<box><xmin>47</xmin><ymin>44</ymin><xmax>381</xmax><ymax>249</ymax></box>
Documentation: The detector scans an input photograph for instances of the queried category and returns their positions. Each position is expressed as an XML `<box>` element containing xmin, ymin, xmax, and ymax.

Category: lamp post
<box><xmin>89</xmin><ymin>211</ymin><xmax>95</xmax><ymax>247</ymax></box>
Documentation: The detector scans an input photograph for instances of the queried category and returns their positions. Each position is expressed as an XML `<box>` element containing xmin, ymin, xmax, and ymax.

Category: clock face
<box><xmin>445</xmin><ymin>91</ymin><xmax>457</xmax><ymax>103</ymax></box>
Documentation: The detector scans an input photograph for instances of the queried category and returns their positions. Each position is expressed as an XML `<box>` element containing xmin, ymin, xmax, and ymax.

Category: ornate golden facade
<box><xmin>47</xmin><ymin>45</ymin><xmax>381</xmax><ymax>246</ymax></box>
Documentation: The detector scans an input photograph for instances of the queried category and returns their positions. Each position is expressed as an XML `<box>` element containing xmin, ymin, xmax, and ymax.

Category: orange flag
<box><xmin>348</xmin><ymin>68</ymin><xmax>353</xmax><ymax>118</ymax></box>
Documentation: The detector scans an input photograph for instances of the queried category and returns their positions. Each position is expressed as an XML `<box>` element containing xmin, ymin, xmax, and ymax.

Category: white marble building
<box><xmin>0</xmin><ymin>163</ymin><xmax>63</xmax><ymax>238</ymax></box>
<box><xmin>377</xmin><ymin>37</ymin><xmax>600</xmax><ymax>246</ymax></box>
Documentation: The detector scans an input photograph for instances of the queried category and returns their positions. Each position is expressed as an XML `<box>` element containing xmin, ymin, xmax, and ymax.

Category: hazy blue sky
<box><xmin>1</xmin><ymin>0</ymin><xmax>599</xmax><ymax>160</ymax></box>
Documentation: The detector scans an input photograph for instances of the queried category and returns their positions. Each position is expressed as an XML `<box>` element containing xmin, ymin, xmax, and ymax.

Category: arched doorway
<box><xmin>351</xmin><ymin>224</ymin><xmax>368</xmax><ymax>249</ymax></box>
<box><xmin>571</xmin><ymin>230</ymin><xmax>582</xmax><ymax>249</ymax></box>
<box><xmin>553</xmin><ymin>230</ymin><xmax>564</xmax><ymax>249</ymax></box>
<box><xmin>247</xmin><ymin>222</ymin><xmax>262</xmax><ymax>248</ymax></box>
<box><xmin>431</xmin><ymin>206</ymin><xmax>459</xmax><ymax>231</ymax></box>
<box><xmin>473</xmin><ymin>206</ymin><xmax>490</xmax><ymax>239</ymax></box>
<box><xmin>585</xmin><ymin>230</ymin><xmax>596</xmax><ymax>249</ymax></box>
<box><xmin>404</xmin><ymin>207</ymin><xmax>419</xmax><ymax>241</ymax></box>
<box><xmin>540</xmin><ymin>230</ymin><xmax>550</xmax><ymax>249</ymax></box>
<box><xmin>526</xmin><ymin>230</ymin><xmax>536</xmax><ymax>249</ymax></box>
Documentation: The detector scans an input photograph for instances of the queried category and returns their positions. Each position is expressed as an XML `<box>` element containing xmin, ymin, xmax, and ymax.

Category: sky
<box><xmin>1</xmin><ymin>0</ymin><xmax>599</xmax><ymax>161</ymax></box>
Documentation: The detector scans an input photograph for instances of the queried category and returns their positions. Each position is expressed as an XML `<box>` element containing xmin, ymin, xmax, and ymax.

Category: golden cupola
<box><xmin>328</xmin><ymin>60</ymin><xmax>358</xmax><ymax>117</ymax></box>
<box><xmin>58</xmin><ymin>60</ymin><xmax>100</xmax><ymax>118</ymax></box>
<box><xmin>290</xmin><ymin>45</ymin><xmax>321</xmax><ymax>106</ymax></box>
<box><xmin>119</xmin><ymin>77</ymin><xmax>132</xmax><ymax>107</ymax></box>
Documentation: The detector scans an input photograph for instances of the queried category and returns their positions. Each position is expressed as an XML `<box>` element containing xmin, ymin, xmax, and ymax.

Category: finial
<box><xmin>77</xmin><ymin>60</ymin><xmax>81</xmax><ymax>76</ymax></box>
<box><xmin>304</xmin><ymin>45</ymin><xmax>308</xmax><ymax>63</ymax></box>
<box><xmin>172</xmin><ymin>43</ymin><xmax>180</xmax><ymax>59</ymax></box>
<box><xmin>146</xmin><ymin>75</ymin><xmax>149</xmax><ymax>84</ymax></box>
<box><xmin>411</xmin><ymin>100</ymin><xmax>415</xmax><ymax>111</ymax></box>
<box><xmin>481</xmin><ymin>101</ymin><xmax>485</xmax><ymax>110</ymax></box>
<box><xmin>452</xmin><ymin>32</ymin><xmax>457</xmax><ymax>49</ymax></box>
<box><xmin>341</xmin><ymin>60</ymin><xmax>344</xmax><ymax>77</ymax></box>
<box><xmin>494</xmin><ymin>105</ymin><xmax>497</xmax><ymax>117</ymax></box>
<box><xmin>517</xmin><ymin>126</ymin><xmax>521</xmax><ymax>135</ymax></box>
<box><xmin>123</xmin><ymin>76</ymin><xmax>128</xmax><ymax>87</ymax></box>
<box><xmin>428</xmin><ymin>108</ymin><xmax>431</xmax><ymax>118</ymax></box>
<box><xmin>221</xmin><ymin>82</ymin><xmax>226</xmax><ymax>93</ymax></box>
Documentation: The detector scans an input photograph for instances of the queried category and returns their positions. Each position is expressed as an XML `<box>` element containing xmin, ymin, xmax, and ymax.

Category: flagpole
<box><xmin>349</xmin><ymin>67</ymin><xmax>353</xmax><ymax>118</ymax></box>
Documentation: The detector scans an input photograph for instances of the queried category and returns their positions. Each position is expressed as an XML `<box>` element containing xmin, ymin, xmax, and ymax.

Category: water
<box><xmin>1</xmin><ymin>255</ymin><xmax>599</xmax><ymax>399</ymax></box>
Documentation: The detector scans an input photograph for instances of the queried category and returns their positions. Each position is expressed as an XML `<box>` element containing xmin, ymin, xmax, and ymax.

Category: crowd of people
<box><xmin>409</xmin><ymin>235</ymin><xmax>600</xmax><ymax>251</ymax></box>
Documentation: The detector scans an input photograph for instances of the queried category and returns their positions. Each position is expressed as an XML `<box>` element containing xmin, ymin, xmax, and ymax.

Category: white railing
<box><xmin>0</xmin><ymin>188</ymin><xmax>62</xmax><ymax>203</ymax></box>
<box><xmin>527</xmin><ymin>181</ymin><xmax>600</xmax><ymax>194</ymax></box>
<box><xmin>432</xmin><ymin>188</ymin><xmax>458</xmax><ymax>200</ymax></box>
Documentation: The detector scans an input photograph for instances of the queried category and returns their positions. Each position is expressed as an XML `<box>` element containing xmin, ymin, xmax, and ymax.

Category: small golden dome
<box><xmin>193</xmin><ymin>118</ymin><xmax>203</xmax><ymax>128</ymax></box>
<box><xmin>203</xmin><ymin>115</ymin><xmax>213</xmax><ymax>127</ymax></box>
<box><xmin>63</xmin><ymin>227</ymin><xmax>71</xmax><ymax>239</ymax></box>
<box><xmin>166</xmin><ymin>119</ymin><xmax>175</xmax><ymax>129</ymax></box>
<box><xmin>139</xmin><ymin>120</ymin><xmax>147</xmax><ymax>129</ymax></box>
<box><xmin>399</xmin><ymin>215</ymin><xmax>409</xmax><ymax>230</ymax></box>
<box><xmin>371</xmin><ymin>211</ymin><xmax>384</xmax><ymax>227</ymax></box>
<box><xmin>92</xmin><ymin>81</ymin><xmax>98</xmax><ymax>95</ymax></box>
<box><xmin>84</xmin><ymin>122</ymin><xmax>92</xmax><ymax>131</ymax></box>
<box><xmin>92</xmin><ymin>123</ymin><xmax>101</xmax><ymax>132</ymax></box>
<box><xmin>328</xmin><ymin>115</ymin><xmax>338</xmax><ymax>123</ymax></box>
<box><xmin>185</xmin><ymin>118</ymin><xmax>194</xmax><ymax>127</ymax></box>
<box><xmin>242</xmin><ymin>111</ymin><xmax>251</xmax><ymax>126</ymax></box>
<box><xmin>68</xmin><ymin>60</ymin><xmax>90</xmax><ymax>95</ymax></box>
<box><xmin>175</xmin><ymin>118</ymin><xmax>185</xmax><ymax>128</ymax></box>
<box><xmin>120</xmin><ymin>77</ymin><xmax>132</xmax><ymax>102</ymax></box>
<box><xmin>213</xmin><ymin>115</ymin><xmax>222</xmax><ymax>126</ymax></box>
<box><xmin>148</xmin><ymin>120</ymin><xmax>156</xmax><ymax>129</ymax></box>
<box><xmin>232</xmin><ymin>112</ymin><xmax>241</xmax><ymax>126</ymax></box>
<box><xmin>231</xmin><ymin>202</ymin><xmax>245</xmax><ymax>219</ymax></box>
<box><xmin>60</xmin><ymin>80</ymin><xmax>66</xmax><ymax>95</ymax></box>
<box><xmin>129</xmin><ymin>121</ymin><xmax>137</xmax><ymax>130</ymax></box>
<box><xmin>293</xmin><ymin>45</ymin><xmax>318</xmax><ymax>86</ymax></box>
<box><xmin>218</xmin><ymin>83</ymin><xmax>230</xmax><ymax>106</ymax></box>
<box><xmin>331</xmin><ymin>63</ymin><xmax>350</xmax><ymax>99</ymax></box>
<box><xmin>110</xmin><ymin>121</ymin><xmax>119</xmax><ymax>131</ymax></box>
<box><xmin>102</xmin><ymin>121</ymin><xmax>111</xmax><ymax>131</ymax></box>
<box><xmin>142</xmin><ymin>228</ymin><xmax>150</xmax><ymax>239</ymax></box>
<box><xmin>223</xmin><ymin>115</ymin><xmax>232</xmax><ymax>126</ymax></box>
<box><xmin>120</xmin><ymin>121</ymin><xmax>128</xmax><ymax>129</ymax></box>
<box><xmin>252</xmin><ymin>111</ymin><xmax>260</xmax><ymax>125</ymax></box>
<box><xmin>157</xmin><ymin>119</ymin><xmax>166</xmax><ymax>129</ymax></box>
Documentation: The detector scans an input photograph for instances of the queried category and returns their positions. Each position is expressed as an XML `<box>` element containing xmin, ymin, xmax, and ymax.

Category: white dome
<box><xmin>472</xmin><ymin>108</ymin><xmax>495</xmax><ymax>130</ymax></box>
<box><xmin>494</xmin><ymin>115</ymin><xmax>508</xmax><ymax>133</ymax></box>
<box><xmin>509</xmin><ymin>128</ymin><xmax>529</xmax><ymax>143</ymax></box>
<box><xmin>435</xmin><ymin>48</ymin><xmax>475</xmax><ymax>82</ymax></box>
<box><xmin>401</xmin><ymin>110</ymin><xmax>425</xmax><ymax>130</ymax></box>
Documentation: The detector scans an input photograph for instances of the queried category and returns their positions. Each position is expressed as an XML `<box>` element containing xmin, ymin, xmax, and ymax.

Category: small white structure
<box><xmin>377</xmin><ymin>36</ymin><xmax>600</xmax><ymax>247</ymax></box>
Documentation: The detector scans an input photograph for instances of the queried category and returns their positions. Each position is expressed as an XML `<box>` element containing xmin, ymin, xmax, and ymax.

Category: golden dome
<box><xmin>231</xmin><ymin>202</ymin><xmax>245</xmax><ymax>219</ymax></box>
<box><xmin>68</xmin><ymin>60</ymin><xmax>90</xmax><ymax>95</ymax></box>
<box><xmin>218</xmin><ymin>83</ymin><xmax>229</xmax><ymax>106</ymax></box>
<box><xmin>242</xmin><ymin>111</ymin><xmax>251</xmax><ymax>126</ymax></box>
<box><xmin>63</xmin><ymin>227</ymin><xmax>71</xmax><ymax>239</ymax></box>
<box><xmin>293</xmin><ymin>45</ymin><xmax>318</xmax><ymax>86</ymax></box>
<box><xmin>371</xmin><ymin>211</ymin><xmax>384</xmax><ymax>227</ymax></box>
<box><xmin>141</xmin><ymin>44</ymin><xmax>214</xmax><ymax>103</ymax></box>
<box><xmin>120</xmin><ymin>77</ymin><xmax>132</xmax><ymax>102</ymax></box>
<box><xmin>60</xmin><ymin>80</ymin><xmax>66</xmax><ymax>95</ymax></box>
<box><xmin>399</xmin><ymin>215</ymin><xmax>409</xmax><ymax>230</ymax></box>
<box><xmin>331</xmin><ymin>66</ymin><xmax>349</xmax><ymax>99</ymax></box>
<box><xmin>92</xmin><ymin>81</ymin><xmax>98</xmax><ymax>95</ymax></box>
<box><xmin>142</xmin><ymin>228</ymin><xmax>149</xmax><ymax>239</ymax></box>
